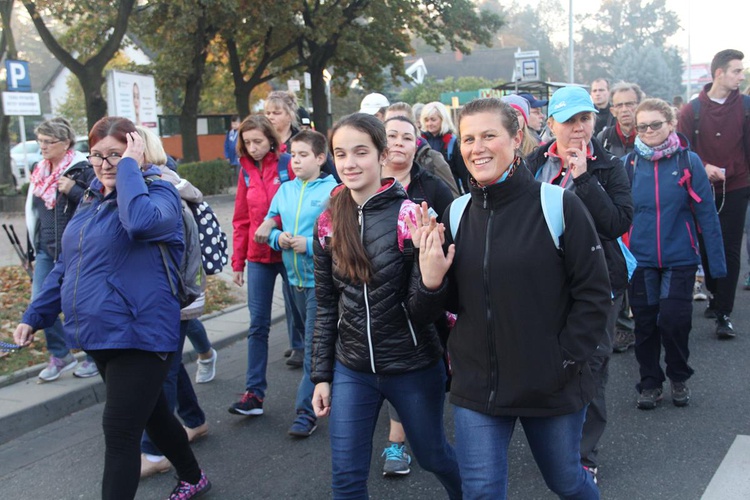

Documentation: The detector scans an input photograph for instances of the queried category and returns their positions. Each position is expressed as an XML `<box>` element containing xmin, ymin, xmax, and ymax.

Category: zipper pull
<box><xmin>483</xmin><ymin>189</ymin><xmax>488</xmax><ymax>209</ymax></box>
<box><xmin>357</xmin><ymin>206</ymin><xmax>363</xmax><ymax>228</ymax></box>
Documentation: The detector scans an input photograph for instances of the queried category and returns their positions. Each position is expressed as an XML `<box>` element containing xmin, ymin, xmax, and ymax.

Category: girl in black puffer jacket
<box><xmin>310</xmin><ymin>113</ymin><xmax>461</xmax><ymax>500</ymax></box>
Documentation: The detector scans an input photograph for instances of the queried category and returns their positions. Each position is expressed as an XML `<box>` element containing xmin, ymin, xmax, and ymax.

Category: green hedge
<box><xmin>177</xmin><ymin>160</ymin><xmax>235</xmax><ymax>195</ymax></box>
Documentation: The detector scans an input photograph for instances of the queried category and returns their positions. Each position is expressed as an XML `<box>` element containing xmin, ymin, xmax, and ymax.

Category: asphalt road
<box><xmin>1</xmin><ymin>282</ymin><xmax>749</xmax><ymax>500</ymax></box>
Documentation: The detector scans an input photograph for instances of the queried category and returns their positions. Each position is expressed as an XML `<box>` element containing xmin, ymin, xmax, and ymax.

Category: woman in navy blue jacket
<box><xmin>626</xmin><ymin>98</ymin><xmax>726</xmax><ymax>410</ymax></box>
<box><xmin>14</xmin><ymin>117</ymin><xmax>210</xmax><ymax>500</ymax></box>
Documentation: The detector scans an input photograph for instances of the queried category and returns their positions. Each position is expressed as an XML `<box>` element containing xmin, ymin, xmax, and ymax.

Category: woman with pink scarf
<box><xmin>24</xmin><ymin>117</ymin><xmax>96</xmax><ymax>381</ymax></box>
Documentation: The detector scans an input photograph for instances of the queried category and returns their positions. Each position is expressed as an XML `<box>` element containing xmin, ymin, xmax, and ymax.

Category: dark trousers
<box><xmin>88</xmin><ymin>349</ymin><xmax>201</xmax><ymax>500</ymax></box>
<box><xmin>630</xmin><ymin>266</ymin><xmax>696</xmax><ymax>391</ymax></box>
<box><xmin>142</xmin><ymin>319</ymin><xmax>207</xmax><ymax>455</ymax></box>
<box><xmin>580</xmin><ymin>292</ymin><xmax>623</xmax><ymax>468</ymax></box>
<box><xmin>701</xmin><ymin>187</ymin><xmax>750</xmax><ymax>315</ymax></box>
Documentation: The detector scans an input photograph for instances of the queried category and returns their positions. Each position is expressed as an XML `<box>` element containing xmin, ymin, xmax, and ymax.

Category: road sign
<box><xmin>5</xmin><ymin>60</ymin><xmax>31</xmax><ymax>92</ymax></box>
<box><xmin>304</xmin><ymin>72</ymin><xmax>311</xmax><ymax>90</ymax></box>
<box><xmin>287</xmin><ymin>79</ymin><xmax>301</xmax><ymax>93</ymax></box>
<box><xmin>2</xmin><ymin>92</ymin><xmax>41</xmax><ymax>116</ymax></box>
<box><xmin>514</xmin><ymin>50</ymin><xmax>540</xmax><ymax>82</ymax></box>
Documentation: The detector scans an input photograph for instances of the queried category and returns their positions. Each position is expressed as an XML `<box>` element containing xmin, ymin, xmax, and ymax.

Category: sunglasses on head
<box><xmin>636</xmin><ymin>121</ymin><xmax>666</xmax><ymax>133</ymax></box>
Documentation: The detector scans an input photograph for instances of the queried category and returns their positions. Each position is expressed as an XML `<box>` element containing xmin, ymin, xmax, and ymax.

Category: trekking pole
<box><xmin>2</xmin><ymin>224</ymin><xmax>34</xmax><ymax>280</ymax></box>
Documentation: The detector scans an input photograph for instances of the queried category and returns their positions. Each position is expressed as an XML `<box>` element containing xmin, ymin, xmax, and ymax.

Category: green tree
<box><xmin>296</xmin><ymin>0</ymin><xmax>504</xmax><ymax>135</ymax></box>
<box><xmin>611</xmin><ymin>43</ymin><xmax>683</xmax><ymax>100</ymax></box>
<box><xmin>133</xmin><ymin>0</ymin><xmax>229</xmax><ymax>162</ymax></box>
<box><xmin>575</xmin><ymin>0</ymin><xmax>681</xmax><ymax>84</ymax></box>
<box><xmin>222</xmin><ymin>2</ymin><xmax>304</xmax><ymax>117</ymax></box>
<box><xmin>22</xmin><ymin>0</ymin><xmax>136</xmax><ymax>130</ymax></box>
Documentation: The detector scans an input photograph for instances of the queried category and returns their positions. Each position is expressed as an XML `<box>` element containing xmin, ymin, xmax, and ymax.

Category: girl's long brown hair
<box><xmin>328</xmin><ymin>113</ymin><xmax>387</xmax><ymax>284</ymax></box>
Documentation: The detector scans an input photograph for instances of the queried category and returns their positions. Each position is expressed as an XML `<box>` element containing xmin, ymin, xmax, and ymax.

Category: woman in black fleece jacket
<box><xmin>422</xmin><ymin>98</ymin><xmax>610</xmax><ymax>499</ymax></box>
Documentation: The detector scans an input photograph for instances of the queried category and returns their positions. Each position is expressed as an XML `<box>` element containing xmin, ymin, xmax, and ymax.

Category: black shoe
<box><xmin>716</xmin><ymin>314</ymin><xmax>736</xmax><ymax>339</ymax></box>
<box><xmin>671</xmin><ymin>381</ymin><xmax>690</xmax><ymax>407</ymax></box>
<box><xmin>704</xmin><ymin>305</ymin><xmax>717</xmax><ymax>319</ymax></box>
<box><xmin>613</xmin><ymin>329</ymin><xmax>635</xmax><ymax>353</ymax></box>
<box><xmin>286</xmin><ymin>349</ymin><xmax>304</xmax><ymax>368</ymax></box>
<box><xmin>283</xmin><ymin>348</ymin><xmax>293</xmax><ymax>357</ymax></box>
<box><xmin>637</xmin><ymin>387</ymin><xmax>663</xmax><ymax>410</ymax></box>
<box><xmin>228</xmin><ymin>391</ymin><xmax>264</xmax><ymax>416</ymax></box>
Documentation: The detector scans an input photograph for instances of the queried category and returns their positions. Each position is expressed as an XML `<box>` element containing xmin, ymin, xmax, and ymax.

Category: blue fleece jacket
<box><xmin>266</xmin><ymin>174</ymin><xmax>338</xmax><ymax>287</ymax></box>
<box><xmin>22</xmin><ymin>159</ymin><xmax>185</xmax><ymax>352</ymax></box>
<box><xmin>625</xmin><ymin>140</ymin><xmax>726</xmax><ymax>276</ymax></box>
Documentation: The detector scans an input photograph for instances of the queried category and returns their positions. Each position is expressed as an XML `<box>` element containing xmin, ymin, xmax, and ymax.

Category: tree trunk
<box><xmin>0</xmin><ymin>0</ymin><xmax>17</xmax><ymax>187</ymax></box>
<box><xmin>180</xmin><ymin>16</ymin><xmax>214</xmax><ymax>163</ymax></box>
<box><xmin>80</xmin><ymin>70</ymin><xmax>109</xmax><ymax>131</ymax></box>
<box><xmin>309</xmin><ymin>67</ymin><xmax>329</xmax><ymax>137</ymax></box>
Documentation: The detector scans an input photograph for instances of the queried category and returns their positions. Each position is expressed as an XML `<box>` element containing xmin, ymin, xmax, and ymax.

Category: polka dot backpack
<box><xmin>188</xmin><ymin>200</ymin><xmax>228</xmax><ymax>275</ymax></box>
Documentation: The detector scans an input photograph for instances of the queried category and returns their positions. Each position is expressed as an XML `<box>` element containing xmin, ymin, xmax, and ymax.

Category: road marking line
<box><xmin>702</xmin><ymin>435</ymin><xmax>750</xmax><ymax>499</ymax></box>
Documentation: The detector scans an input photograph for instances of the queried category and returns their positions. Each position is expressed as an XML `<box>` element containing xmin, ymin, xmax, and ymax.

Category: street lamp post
<box><xmin>568</xmin><ymin>0</ymin><xmax>574</xmax><ymax>83</ymax></box>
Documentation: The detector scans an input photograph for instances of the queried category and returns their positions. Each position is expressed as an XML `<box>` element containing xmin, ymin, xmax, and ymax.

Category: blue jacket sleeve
<box><xmin>21</xmin><ymin>258</ymin><xmax>65</xmax><ymax>330</ymax></box>
<box><xmin>116</xmin><ymin>159</ymin><xmax>182</xmax><ymax>242</ymax></box>
<box><xmin>268</xmin><ymin>228</ymin><xmax>281</xmax><ymax>251</ymax></box>
<box><xmin>688</xmin><ymin>152</ymin><xmax>727</xmax><ymax>278</ymax></box>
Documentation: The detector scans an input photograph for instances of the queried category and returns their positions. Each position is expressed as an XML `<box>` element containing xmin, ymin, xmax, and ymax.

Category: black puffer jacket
<box><xmin>406</xmin><ymin>162</ymin><xmax>455</xmax><ymax>222</ymax></box>
<box><xmin>310</xmin><ymin>180</ymin><xmax>446</xmax><ymax>384</ymax></box>
<box><xmin>526</xmin><ymin>138</ymin><xmax>633</xmax><ymax>292</ymax></box>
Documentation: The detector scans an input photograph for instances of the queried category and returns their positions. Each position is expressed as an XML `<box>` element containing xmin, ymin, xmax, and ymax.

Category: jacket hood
<box><xmin>62</xmin><ymin>151</ymin><xmax>91</xmax><ymax>175</ymax></box>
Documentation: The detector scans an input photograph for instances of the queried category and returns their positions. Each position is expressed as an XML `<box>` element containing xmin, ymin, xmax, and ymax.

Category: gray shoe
<box><xmin>286</xmin><ymin>349</ymin><xmax>303</xmax><ymax>368</ymax></box>
<box><xmin>612</xmin><ymin>329</ymin><xmax>635</xmax><ymax>353</ymax></box>
<box><xmin>38</xmin><ymin>353</ymin><xmax>77</xmax><ymax>382</ymax></box>
<box><xmin>382</xmin><ymin>443</ymin><xmax>411</xmax><ymax>476</ymax></box>
<box><xmin>195</xmin><ymin>348</ymin><xmax>218</xmax><ymax>383</ymax></box>
<box><xmin>73</xmin><ymin>360</ymin><xmax>100</xmax><ymax>378</ymax></box>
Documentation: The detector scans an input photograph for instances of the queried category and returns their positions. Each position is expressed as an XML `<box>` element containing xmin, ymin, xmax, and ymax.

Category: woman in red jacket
<box><xmin>229</xmin><ymin>115</ymin><xmax>298</xmax><ymax>416</ymax></box>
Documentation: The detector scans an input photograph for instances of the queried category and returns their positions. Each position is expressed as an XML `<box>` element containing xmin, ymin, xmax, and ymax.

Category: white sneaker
<box><xmin>38</xmin><ymin>353</ymin><xmax>78</xmax><ymax>382</ymax></box>
<box><xmin>73</xmin><ymin>360</ymin><xmax>100</xmax><ymax>378</ymax></box>
<box><xmin>195</xmin><ymin>348</ymin><xmax>217</xmax><ymax>384</ymax></box>
<box><xmin>693</xmin><ymin>280</ymin><xmax>708</xmax><ymax>301</ymax></box>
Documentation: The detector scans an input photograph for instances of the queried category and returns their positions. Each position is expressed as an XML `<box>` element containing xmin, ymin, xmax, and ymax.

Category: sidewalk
<box><xmin>0</xmin><ymin>278</ymin><xmax>288</xmax><ymax>446</ymax></box>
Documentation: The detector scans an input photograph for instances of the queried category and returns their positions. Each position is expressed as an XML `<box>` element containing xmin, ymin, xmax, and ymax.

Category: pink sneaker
<box><xmin>167</xmin><ymin>470</ymin><xmax>211</xmax><ymax>499</ymax></box>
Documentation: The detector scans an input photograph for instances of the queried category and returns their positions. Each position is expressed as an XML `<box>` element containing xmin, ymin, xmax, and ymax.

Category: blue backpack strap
<box><xmin>449</xmin><ymin>193</ymin><xmax>471</xmax><ymax>241</ymax></box>
<box><xmin>540</xmin><ymin>182</ymin><xmax>565</xmax><ymax>251</ymax></box>
<box><xmin>446</xmin><ymin>135</ymin><xmax>457</xmax><ymax>161</ymax></box>
<box><xmin>242</xmin><ymin>169</ymin><xmax>250</xmax><ymax>188</ymax></box>
<box><xmin>277</xmin><ymin>153</ymin><xmax>291</xmax><ymax>183</ymax></box>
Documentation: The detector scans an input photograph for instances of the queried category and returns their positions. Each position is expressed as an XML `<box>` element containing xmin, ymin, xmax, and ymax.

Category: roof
<box><xmin>493</xmin><ymin>80</ymin><xmax>588</xmax><ymax>101</ymax></box>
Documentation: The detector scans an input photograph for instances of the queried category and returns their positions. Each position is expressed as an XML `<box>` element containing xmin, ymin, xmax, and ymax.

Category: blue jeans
<box><xmin>141</xmin><ymin>319</ymin><xmax>206</xmax><ymax>456</ymax></box>
<box><xmin>291</xmin><ymin>286</ymin><xmax>316</xmax><ymax>417</ymax></box>
<box><xmin>245</xmin><ymin>261</ymin><xmax>301</xmax><ymax>398</ymax></box>
<box><xmin>185</xmin><ymin>316</ymin><xmax>212</xmax><ymax>355</ymax></box>
<box><xmin>32</xmin><ymin>249</ymin><xmax>67</xmax><ymax>358</ymax></box>
<box><xmin>283</xmin><ymin>279</ymin><xmax>305</xmax><ymax>352</ymax></box>
<box><xmin>329</xmin><ymin>361</ymin><xmax>461</xmax><ymax>500</ymax></box>
<box><xmin>453</xmin><ymin>405</ymin><xmax>599</xmax><ymax>500</ymax></box>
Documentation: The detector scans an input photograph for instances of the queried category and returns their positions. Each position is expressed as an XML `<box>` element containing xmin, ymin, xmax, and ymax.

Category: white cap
<box><xmin>359</xmin><ymin>93</ymin><xmax>390</xmax><ymax>114</ymax></box>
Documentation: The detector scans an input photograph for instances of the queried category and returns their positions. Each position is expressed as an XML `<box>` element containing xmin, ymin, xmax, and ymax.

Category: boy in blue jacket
<box><xmin>259</xmin><ymin>130</ymin><xmax>338</xmax><ymax>437</ymax></box>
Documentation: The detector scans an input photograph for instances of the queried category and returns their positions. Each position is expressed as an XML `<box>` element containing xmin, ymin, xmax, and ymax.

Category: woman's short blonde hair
<box><xmin>421</xmin><ymin>101</ymin><xmax>456</xmax><ymax>135</ymax></box>
<box><xmin>136</xmin><ymin>125</ymin><xmax>168</xmax><ymax>166</ymax></box>
<box><xmin>264</xmin><ymin>91</ymin><xmax>299</xmax><ymax>129</ymax></box>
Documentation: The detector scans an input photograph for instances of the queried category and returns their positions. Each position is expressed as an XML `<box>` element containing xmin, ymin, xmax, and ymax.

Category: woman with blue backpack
<box><xmin>427</xmin><ymin>97</ymin><xmax>610</xmax><ymax>499</ymax></box>
<box><xmin>626</xmin><ymin>98</ymin><xmax>726</xmax><ymax>409</ymax></box>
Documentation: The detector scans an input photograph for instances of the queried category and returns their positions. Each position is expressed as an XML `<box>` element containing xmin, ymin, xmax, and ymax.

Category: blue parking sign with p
<box><xmin>5</xmin><ymin>60</ymin><xmax>31</xmax><ymax>92</ymax></box>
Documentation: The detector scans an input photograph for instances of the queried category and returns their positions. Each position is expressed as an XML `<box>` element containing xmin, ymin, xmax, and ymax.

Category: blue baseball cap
<box><xmin>548</xmin><ymin>86</ymin><xmax>598</xmax><ymax>123</ymax></box>
<box><xmin>518</xmin><ymin>92</ymin><xmax>548</xmax><ymax>108</ymax></box>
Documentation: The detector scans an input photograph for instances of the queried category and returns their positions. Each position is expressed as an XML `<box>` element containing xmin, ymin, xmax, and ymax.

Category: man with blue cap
<box><xmin>518</xmin><ymin>92</ymin><xmax>548</xmax><ymax>140</ymax></box>
<box><xmin>525</xmin><ymin>85</ymin><xmax>634</xmax><ymax>485</ymax></box>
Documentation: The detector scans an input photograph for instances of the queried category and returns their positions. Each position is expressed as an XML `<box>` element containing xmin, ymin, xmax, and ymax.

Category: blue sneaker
<box><xmin>382</xmin><ymin>442</ymin><xmax>411</xmax><ymax>476</ymax></box>
<box><xmin>288</xmin><ymin>412</ymin><xmax>317</xmax><ymax>437</ymax></box>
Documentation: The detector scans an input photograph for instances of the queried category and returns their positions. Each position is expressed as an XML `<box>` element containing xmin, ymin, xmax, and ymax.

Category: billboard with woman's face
<box><xmin>106</xmin><ymin>70</ymin><xmax>159</xmax><ymax>131</ymax></box>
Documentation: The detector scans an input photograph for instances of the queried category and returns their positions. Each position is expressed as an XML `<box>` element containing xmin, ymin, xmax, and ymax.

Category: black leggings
<box><xmin>88</xmin><ymin>349</ymin><xmax>201</xmax><ymax>500</ymax></box>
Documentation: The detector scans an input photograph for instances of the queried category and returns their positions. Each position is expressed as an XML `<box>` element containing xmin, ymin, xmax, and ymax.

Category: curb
<box><xmin>0</xmin><ymin>301</ymin><xmax>285</xmax><ymax>446</ymax></box>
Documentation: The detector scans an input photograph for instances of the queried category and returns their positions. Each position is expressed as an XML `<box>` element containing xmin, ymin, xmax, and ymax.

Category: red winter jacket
<box><xmin>232</xmin><ymin>152</ymin><xmax>295</xmax><ymax>270</ymax></box>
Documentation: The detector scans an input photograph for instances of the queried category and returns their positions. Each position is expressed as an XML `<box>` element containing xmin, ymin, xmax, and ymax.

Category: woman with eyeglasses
<box><xmin>14</xmin><ymin>117</ymin><xmax>211</xmax><ymax>499</ymax></box>
<box><xmin>624</xmin><ymin>98</ymin><xmax>725</xmax><ymax>410</ymax></box>
<box><xmin>24</xmin><ymin>117</ymin><xmax>98</xmax><ymax>382</ymax></box>
<box><xmin>525</xmin><ymin>86</ymin><xmax>633</xmax><ymax>482</ymax></box>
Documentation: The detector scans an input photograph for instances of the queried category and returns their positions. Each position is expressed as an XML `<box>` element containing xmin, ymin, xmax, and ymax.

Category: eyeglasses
<box><xmin>613</xmin><ymin>101</ymin><xmax>638</xmax><ymax>109</ymax></box>
<box><xmin>635</xmin><ymin>121</ymin><xmax>666</xmax><ymax>133</ymax></box>
<box><xmin>87</xmin><ymin>153</ymin><xmax>123</xmax><ymax>168</ymax></box>
<box><xmin>37</xmin><ymin>139</ymin><xmax>62</xmax><ymax>146</ymax></box>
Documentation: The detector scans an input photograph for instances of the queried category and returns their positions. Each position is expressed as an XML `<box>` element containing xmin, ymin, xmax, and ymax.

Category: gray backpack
<box><xmin>146</xmin><ymin>176</ymin><xmax>206</xmax><ymax>309</ymax></box>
